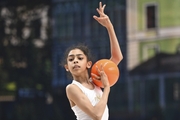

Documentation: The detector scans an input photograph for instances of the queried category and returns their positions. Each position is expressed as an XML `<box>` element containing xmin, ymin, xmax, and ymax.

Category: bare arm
<box><xmin>93</xmin><ymin>2</ymin><xmax>123</xmax><ymax>65</ymax></box>
<box><xmin>107</xmin><ymin>24</ymin><xmax>123</xmax><ymax>65</ymax></box>
<box><xmin>66</xmin><ymin>66</ymin><xmax>110</xmax><ymax>120</ymax></box>
<box><xmin>66</xmin><ymin>85</ymin><xmax>109</xmax><ymax>120</ymax></box>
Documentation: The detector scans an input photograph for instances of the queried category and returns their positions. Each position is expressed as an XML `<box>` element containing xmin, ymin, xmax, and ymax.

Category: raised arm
<box><xmin>93</xmin><ymin>2</ymin><xmax>123</xmax><ymax>65</ymax></box>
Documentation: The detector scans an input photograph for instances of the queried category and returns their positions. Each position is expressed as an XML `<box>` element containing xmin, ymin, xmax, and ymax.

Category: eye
<box><xmin>68</xmin><ymin>58</ymin><xmax>74</xmax><ymax>62</ymax></box>
<box><xmin>78</xmin><ymin>57</ymin><xmax>83</xmax><ymax>60</ymax></box>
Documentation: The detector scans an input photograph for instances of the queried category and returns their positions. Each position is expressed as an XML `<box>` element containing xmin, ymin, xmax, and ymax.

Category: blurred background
<box><xmin>0</xmin><ymin>0</ymin><xmax>180</xmax><ymax>120</ymax></box>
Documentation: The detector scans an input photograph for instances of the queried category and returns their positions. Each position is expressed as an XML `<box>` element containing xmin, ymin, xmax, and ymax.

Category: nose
<box><xmin>73</xmin><ymin>58</ymin><xmax>78</xmax><ymax>64</ymax></box>
<box><xmin>74</xmin><ymin>60</ymin><xmax>78</xmax><ymax>64</ymax></box>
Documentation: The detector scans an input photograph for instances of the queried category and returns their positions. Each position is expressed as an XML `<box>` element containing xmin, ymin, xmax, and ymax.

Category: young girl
<box><xmin>63</xmin><ymin>2</ymin><xmax>123</xmax><ymax>120</ymax></box>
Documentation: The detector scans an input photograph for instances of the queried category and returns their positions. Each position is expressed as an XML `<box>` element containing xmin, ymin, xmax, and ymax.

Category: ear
<box><xmin>64</xmin><ymin>64</ymin><xmax>69</xmax><ymax>71</ymax></box>
<box><xmin>87</xmin><ymin>61</ymin><xmax>92</xmax><ymax>69</ymax></box>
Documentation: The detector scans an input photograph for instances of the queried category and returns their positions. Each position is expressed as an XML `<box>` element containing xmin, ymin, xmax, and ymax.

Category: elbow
<box><xmin>120</xmin><ymin>55</ymin><xmax>123</xmax><ymax>62</ymax></box>
<box><xmin>119</xmin><ymin>54</ymin><xmax>123</xmax><ymax>62</ymax></box>
<box><xmin>91</xmin><ymin>112</ymin><xmax>103</xmax><ymax>120</ymax></box>
<box><xmin>111</xmin><ymin>54</ymin><xmax>123</xmax><ymax>65</ymax></box>
<box><xmin>92</xmin><ymin>115</ymin><xmax>102</xmax><ymax>120</ymax></box>
<box><xmin>116</xmin><ymin>54</ymin><xmax>123</xmax><ymax>65</ymax></box>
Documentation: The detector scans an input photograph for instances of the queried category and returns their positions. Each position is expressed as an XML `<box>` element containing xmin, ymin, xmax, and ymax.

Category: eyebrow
<box><xmin>68</xmin><ymin>54</ymin><xmax>84</xmax><ymax>57</ymax></box>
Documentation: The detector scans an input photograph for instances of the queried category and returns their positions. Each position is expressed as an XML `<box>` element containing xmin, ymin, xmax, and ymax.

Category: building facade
<box><xmin>127</xmin><ymin>0</ymin><xmax>180</xmax><ymax>119</ymax></box>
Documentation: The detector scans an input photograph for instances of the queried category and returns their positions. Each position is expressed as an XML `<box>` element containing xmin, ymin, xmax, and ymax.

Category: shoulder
<box><xmin>66</xmin><ymin>84</ymin><xmax>82</xmax><ymax>98</ymax></box>
<box><xmin>66</xmin><ymin>84</ymin><xmax>77</xmax><ymax>93</ymax></box>
<box><xmin>66</xmin><ymin>83</ymin><xmax>88</xmax><ymax>106</ymax></box>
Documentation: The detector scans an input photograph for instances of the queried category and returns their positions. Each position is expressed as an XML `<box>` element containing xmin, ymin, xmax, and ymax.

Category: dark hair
<box><xmin>60</xmin><ymin>44</ymin><xmax>94</xmax><ymax>79</ymax></box>
<box><xmin>60</xmin><ymin>43</ymin><xmax>94</xmax><ymax>66</ymax></box>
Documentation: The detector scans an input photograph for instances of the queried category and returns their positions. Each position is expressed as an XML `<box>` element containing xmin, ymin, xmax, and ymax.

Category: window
<box><xmin>166</xmin><ymin>79</ymin><xmax>180</xmax><ymax>103</ymax></box>
<box><xmin>174</xmin><ymin>82</ymin><xmax>180</xmax><ymax>101</ymax></box>
<box><xmin>146</xmin><ymin>4</ymin><xmax>157</xmax><ymax>29</ymax></box>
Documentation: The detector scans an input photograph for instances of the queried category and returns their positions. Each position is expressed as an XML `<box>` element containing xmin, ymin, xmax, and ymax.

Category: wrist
<box><xmin>104</xmin><ymin>85</ymin><xmax>110</xmax><ymax>90</ymax></box>
<box><xmin>106</xmin><ymin>22</ymin><xmax>113</xmax><ymax>30</ymax></box>
<box><xmin>103</xmin><ymin>86</ymin><xmax>110</xmax><ymax>95</ymax></box>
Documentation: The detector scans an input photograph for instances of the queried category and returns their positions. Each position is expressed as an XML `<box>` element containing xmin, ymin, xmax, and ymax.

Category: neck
<box><xmin>74</xmin><ymin>76</ymin><xmax>90</xmax><ymax>83</ymax></box>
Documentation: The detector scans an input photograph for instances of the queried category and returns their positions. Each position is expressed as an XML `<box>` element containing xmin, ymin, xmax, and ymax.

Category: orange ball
<box><xmin>91</xmin><ymin>59</ymin><xmax>120</xmax><ymax>88</ymax></box>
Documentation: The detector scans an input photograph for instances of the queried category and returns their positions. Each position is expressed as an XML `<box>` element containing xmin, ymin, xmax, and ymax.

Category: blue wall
<box><xmin>51</xmin><ymin>0</ymin><xmax>127</xmax><ymax>87</ymax></box>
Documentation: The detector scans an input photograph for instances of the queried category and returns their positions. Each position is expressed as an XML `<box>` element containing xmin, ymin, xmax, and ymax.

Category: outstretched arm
<box><xmin>93</xmin><ymin>2</ymin><xmax>123</xmax><ymax>65</ymax></box>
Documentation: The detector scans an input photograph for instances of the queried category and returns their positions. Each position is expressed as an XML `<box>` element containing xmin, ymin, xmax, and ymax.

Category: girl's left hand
<box><xmin>93</xmin><ymin>2</ymin><xmax>111</xmax><ymax>28</ymax></box>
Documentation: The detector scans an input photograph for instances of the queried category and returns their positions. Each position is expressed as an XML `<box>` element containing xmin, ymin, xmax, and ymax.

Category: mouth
<box><xmin>73</xmin><ymin>65</ymin><xmax>80</xmax><ymax>69</ymax></box>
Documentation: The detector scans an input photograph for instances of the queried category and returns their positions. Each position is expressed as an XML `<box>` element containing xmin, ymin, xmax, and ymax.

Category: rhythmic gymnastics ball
<box><xmin>91</xmin><ymin>59</ymin><xmax>119</xmax><ymax>88</ymax></box>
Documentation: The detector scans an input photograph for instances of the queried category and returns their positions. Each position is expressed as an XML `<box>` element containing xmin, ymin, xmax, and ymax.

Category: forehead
<box><xmin>68</xmin><ymin>49</ymin><xmax>85</xmax><ymax>56</ymax></box>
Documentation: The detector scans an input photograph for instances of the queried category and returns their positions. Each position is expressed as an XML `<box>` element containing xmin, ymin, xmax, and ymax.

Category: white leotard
<box><xmin>71</xmin><ymin>80</ymin><xmax>109</xmax><ymax>120</ymax></box>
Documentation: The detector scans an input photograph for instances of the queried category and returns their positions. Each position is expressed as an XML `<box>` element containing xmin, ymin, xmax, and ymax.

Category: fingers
<box><xmin>93</xmin><ymin>15</ymin><xmax>97</xmax><ymax>19</ymax></box>
<box><xmin>93</xmin><ymin>2</ymin><xmax>106</xmax><ymax>21</ymax></box>
<box><xmin>96</xmin><ymin>8</ymin><xmax>103</xmax><ymax>16</ymax></box>
<box><xmin>102</xmin><ymin>4</ymin><xmax>106</xmax><ymax>13</ymax></box>
<box><xmin>91</xmin><ymin>64</ymin><xmax>109</xmax><ymax>87</ymax></box>
<box><xmin>93</xmin><ymin>15</ymin><xmax>100</xmax><ymax>24</ymax></box>
<box><xmin>99</xmin><ymin>1</ymin><xmax>101</xmax><ymax>9</ymax></box>
<box><xmin>97</xmin><ymin>63</ymin><xmax>104</xmax><ymax>75</ymax></box>
<box><xmin>91</xmin><ymin>73</ymin><xmax>101</xmax><ymax>81</ymax></box>
<box><xmin>91</xmin><ymin>64</ymin><xmax>104</xmax><ymax>81</ymax></box>
<box><xmin>96</xmin><ymin>2</ymin><xmax>106</xmax><ymax>16</ymax></box>
<box><xmin>99</xmin><ymin>2</ymin><xmax>106</xmax><ymax>12</ymax></box>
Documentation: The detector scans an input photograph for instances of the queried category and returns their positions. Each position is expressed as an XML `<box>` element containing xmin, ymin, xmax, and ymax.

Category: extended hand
<box><xmin>93</xmin><ymin>2</ymin><xmax>111</xmax><ymax>28</ymax></box>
